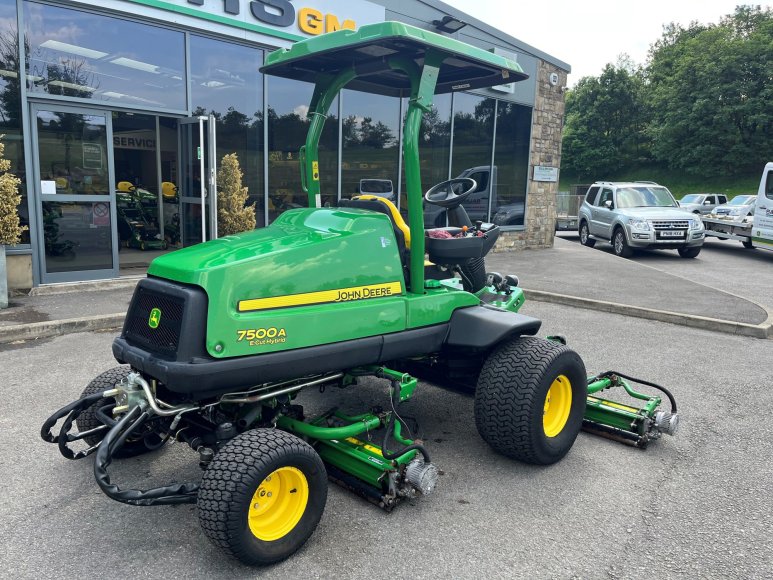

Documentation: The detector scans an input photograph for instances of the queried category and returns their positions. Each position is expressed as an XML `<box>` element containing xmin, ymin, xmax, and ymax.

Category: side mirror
<box><xmin>704</xmin><ymin>200</ymin><xmax>711</xmax><ymax>205</ymax></box>
<box><xmin>604</xmin><ymin>200</ymin><xmax>613</xmax><ymax>209</ymax></box>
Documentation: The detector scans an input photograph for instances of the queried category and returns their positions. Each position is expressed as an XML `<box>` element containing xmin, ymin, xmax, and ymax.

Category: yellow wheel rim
<box><xmin>543</xmin><ymin>374</ymin><xmax>572</xmax><ymax>438</ymax></box>
<box><xmin>248</xmin><ymin>466</ymin><xmax>309</xmax><ymax>542</ymax></box>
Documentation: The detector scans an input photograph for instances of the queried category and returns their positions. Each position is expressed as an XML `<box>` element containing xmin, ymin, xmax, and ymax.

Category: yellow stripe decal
<box><xmin>238</xmin><ymin>281</ymin><xmax>403</xmax><ymax>312</ymax></box>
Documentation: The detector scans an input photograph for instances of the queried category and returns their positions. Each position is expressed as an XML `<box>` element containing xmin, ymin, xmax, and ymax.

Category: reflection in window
<box><xmin>42</xmin><ymin>201</ymin><xmax>113</xmax><ymax>273</ymax></box>
<box><xmin>24</xmin><ymin>2</ymin><xmax>185</xmax><ymax>110</ymax></box>
<box><xmin>491</xmin><ymin>102</ymin><xmax>531</xmax><ymax>227</ymax></box>
<box><xmin>451</xmin><ymin>93</ymin><xmax>495</xmax><ymax>222</ymax></box>
<box><xmin>267</xmin><ymin>77</ymin><xmax>337</xmax><ymax>222</ymax></box>
<box><xmin>190</xmin><ymin>36</ymin><xmax>265</xmax><ymax>226</ymax></box>
<box><xmin>0</xmin><ymin>0</ymin><xmax>28</xmax><ymax>243</ymax></box>
<box><xmin>341</xmin><ymin>89</ymin><xmax>400</xmax><ymax>205</ymax></box>
<box><xmin>36</xmin><ymin>111</ymin><xmax>109</xmax><ymax>196</ymax></box>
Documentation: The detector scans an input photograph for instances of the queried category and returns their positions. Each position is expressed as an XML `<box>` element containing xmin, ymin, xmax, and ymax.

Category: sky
<box><xmin>442</xmin><ymin>0</ymin><xmax>755</xmax><ymax>84</ymax></box>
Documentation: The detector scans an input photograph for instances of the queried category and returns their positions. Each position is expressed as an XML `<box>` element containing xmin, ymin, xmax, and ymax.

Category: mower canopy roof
<box><xmin>260</xmin><ymin>22</ymin><xmax>528</xmax><ymax>97</ymax></box>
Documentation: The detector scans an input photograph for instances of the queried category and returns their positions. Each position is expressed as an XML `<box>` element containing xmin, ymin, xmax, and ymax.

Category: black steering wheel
<box><xmin>424</xmin><ymin>178</ymin><xmax>477</xmax><ymax>208</ymax></box>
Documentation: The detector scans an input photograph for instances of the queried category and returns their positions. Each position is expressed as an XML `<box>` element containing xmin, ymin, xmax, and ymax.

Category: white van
<box><xmin>702</xmin><ymin>162</ymin><xmax>773</xmax><ymax>250</ymax></box>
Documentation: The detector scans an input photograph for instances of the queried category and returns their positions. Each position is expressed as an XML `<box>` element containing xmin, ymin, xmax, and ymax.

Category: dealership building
<box><xmin>0</xmin><ymin>0</ymin><xmax>569</xmax><ymax>288</ymax></box>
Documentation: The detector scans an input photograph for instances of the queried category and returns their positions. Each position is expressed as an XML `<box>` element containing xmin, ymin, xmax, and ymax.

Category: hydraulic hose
<box><xmin>591</xmin><ymin>370</ymin><xmax>678</xmax><ymax>413</ymax></box>
<box><xmin>40</xmin><ymin>392</ymin><xmax>104</xmax><ymax>444</ymax></box>
<box><xmin>381</xmin><ymin>380</ymin><xmax>431</xmax><ymax>463</ymax></box>
<box><xmin>93</xmin><ymin>405</ymin><xmax>199</xmax><ymax>506</ymax></box>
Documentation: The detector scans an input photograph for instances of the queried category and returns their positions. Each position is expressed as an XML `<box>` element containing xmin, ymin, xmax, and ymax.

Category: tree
<box><xmin>562</xmin><ymin>61</ymin><xmax>650</xmax><ymax>180</ymax></box>
<box><xmin>0</xmin><ymin>137</ymin><xmax>24</xmax><ymax>246</ymax></box>
<box><xmin>217</xmin><ymin>153</ymin><xmax>256</xmax><ymax>236</ymax></box>
<box><xmin>648</xmin><ymin>6</ymin><xmax>773</xmax><ymax>176</ymax></box>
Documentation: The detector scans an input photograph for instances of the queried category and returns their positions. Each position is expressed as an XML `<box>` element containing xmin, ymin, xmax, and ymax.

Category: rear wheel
<box><xmin>579</xmin><ymin>221</ymin><xmax>595</xmax><ymax>247</ymax></box>
<box><xmin>76</xmin><ymin>366</ymin><xmax>167</xmax><ymax>457</ymax></box>
<box><xmin>742</xmin><ymin>240</ymin><xmax>754</xmax><ymax>249</ymax></box>
<box><xmin>474</xmin><ymin>337</ymin><xmax>587</xmax><ymax>465</ymax></box>
<box><xmin>612</xmin><ymin>227</ymin><xmax>633</xmax><ymax>258</ymax></box>
<box><xmin>677</xmin><ymin>246</ymin><xmax>701</xmax><ymax>258</ymax></box>
<box><xmin>197</xmin><ymin>429</ymin><xmax>327</xmax><ymax>566</ymax></box>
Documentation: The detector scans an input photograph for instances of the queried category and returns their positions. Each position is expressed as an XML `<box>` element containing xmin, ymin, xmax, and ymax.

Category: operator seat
<box><xmin>338</xmin><ymin>195</ymin><xmax>411</xmax><ymax>266</ymax></box>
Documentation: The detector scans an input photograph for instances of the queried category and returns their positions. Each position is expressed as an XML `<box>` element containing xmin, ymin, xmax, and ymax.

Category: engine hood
<box><xmin>148</xmin><ymin>207</ymin><xmax>405</xmax><ymax>293</ymax></box>
<box><xmin>619</xmin><ymin>207</ymin><xmax>696</xmax><ymax>220</ymax></box>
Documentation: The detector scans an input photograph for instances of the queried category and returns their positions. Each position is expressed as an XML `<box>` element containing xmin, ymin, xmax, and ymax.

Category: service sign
<box><xmin>533</xmin><ymin>165</ymin><xmax>559</xmax><ymax>182</ymax></box>
<box><xmin>181</xmin><ymin>0</ymin><xmax>385</xmax><ymax>37</ymax></box>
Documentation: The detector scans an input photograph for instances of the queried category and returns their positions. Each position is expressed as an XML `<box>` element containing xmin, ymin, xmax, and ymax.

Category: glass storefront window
<box><xmin>341</xmin><ymin>89</ymin><xmax>400</xmax><ymax>204</ymax></box>
<box><xmin>190</xmin><ymin>35</ymin><xmax>265</xmax><ymax>226</ymax></box>
<box><xmin>0</xmin><ymin>0</ymin><xmax>28</xmax><ymax>243</ymax></box>
<box><xmin>267</xmin><ymin>76</ymin><xmax>337</xmax><ymax>221</ymax></box>
<box><xmin>491</xmin><ymin>102</ymin><xmax>532</xmax><ymax>227</ymax></box>
<box><xmin>450</xmin><ymin>93</ymin><xmax>495</xmax><ymax>223</ymax></box>
<box><xmin>42</xmin><ymin>201</ymin><xmax>112</xmax><ymax>273</ymax></box>
<box><xmin>36</xmin><ymin>110</ymin><xmax>109</xmax><ymax>195</ymax></box>
<box><xmin>24</xmin><ymin>2</ymin><xmax>185</xmax><ymax>110</ymax></box>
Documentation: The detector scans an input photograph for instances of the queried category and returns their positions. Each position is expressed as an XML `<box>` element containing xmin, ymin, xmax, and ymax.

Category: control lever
<box><xmin>486</xmin><ymin>272</ymin><xmax>512</xmax><ymax>295</ymax></box>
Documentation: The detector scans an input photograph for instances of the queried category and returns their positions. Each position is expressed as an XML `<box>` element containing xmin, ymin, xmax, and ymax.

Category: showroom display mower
<box><xmin>40</xmin><ymin>23</ymin><xmax>679</xmax><ymax>566</ymax></box>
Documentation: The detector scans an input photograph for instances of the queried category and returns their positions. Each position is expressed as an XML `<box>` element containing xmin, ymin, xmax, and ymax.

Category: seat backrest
<box><xmin>351</xmin><ymin>195</ymin><xmax>411</xmax><ymax>248</ymax></box>
<box><xmin>338</xmin><ymin>196</ymin><xmax>409</xmax><ymax>260</ymax></box>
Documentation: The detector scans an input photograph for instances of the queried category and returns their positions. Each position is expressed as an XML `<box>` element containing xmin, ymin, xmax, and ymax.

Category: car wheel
<box><xmin>677</xmin><ymin>246</ymin><xmax>701</xmax><ymax>258</ymax></box>
<box><xmin>579</xmin><ymin>221</ymin><xmax>595</xmax><ymax>247</ymax></box>
<box><xmin>742</xmin><ymin>240</ymin><xmax>755</xmax><ymax>249</ymax></box>
<box><xmin>612</xmin><ymin>227</ymin><xmax>633</xmax><ymax>258</ymax></box>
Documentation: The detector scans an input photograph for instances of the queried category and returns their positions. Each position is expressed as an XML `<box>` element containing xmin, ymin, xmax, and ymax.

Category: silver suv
<box><xmin>678</xmin><ymin>193</ymin><xmax>728</xmax><ymax>215</ymax></box>
<box><xmin>578</xmin><ymin>182</ymin><xmax>705</xmax><ymax>258</ymax></box>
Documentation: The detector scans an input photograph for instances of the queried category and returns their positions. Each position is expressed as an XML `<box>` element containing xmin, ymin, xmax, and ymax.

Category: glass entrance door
<box><xmin>178</xmin><ymin>116</ymin><xmax>217</xmax><ymax>246</ymax></box>
<box><xmin>31</xmin><ymin>104</ymin><xmax>118</xmax><ymax>283</ymax></box>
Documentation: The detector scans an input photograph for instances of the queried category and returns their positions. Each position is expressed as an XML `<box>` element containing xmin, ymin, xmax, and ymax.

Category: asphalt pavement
<box><xmin>1</xmin><ymin>302</ymin><xmax>770</xmax><ymax>579</ymax></box>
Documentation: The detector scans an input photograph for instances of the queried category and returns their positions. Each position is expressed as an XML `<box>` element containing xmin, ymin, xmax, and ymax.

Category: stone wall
<box><xmin>494</xmin><ymin>59</ymin><xmax>568</xmax><ymax>252</ymax></box>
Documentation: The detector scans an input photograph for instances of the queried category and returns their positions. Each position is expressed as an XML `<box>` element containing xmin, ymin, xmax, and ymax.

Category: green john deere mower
<box><xmin>41</xmin><ymin>22</ymin><xmax>678</xmax><ymax>566</ymax></box>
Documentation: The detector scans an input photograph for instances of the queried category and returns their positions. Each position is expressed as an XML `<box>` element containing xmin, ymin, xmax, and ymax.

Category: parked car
<box><xmin>706</xmin><ymin>195</ymin><xmax>756</xmax><ymax>222</ymax></box>
<box><xmin>678</xmin><ymin>193</ymin><xmax>728</xmax><ymax>214</ymax></box>
<box><xmin>578</xmin><ymin>181</ymin><xmax>705</xmax><ymax>258</ymax></box>
<box><xmin>702</xmin><ymin>163</ymin><xmax>773</xmax><ymax>250</ymax></box>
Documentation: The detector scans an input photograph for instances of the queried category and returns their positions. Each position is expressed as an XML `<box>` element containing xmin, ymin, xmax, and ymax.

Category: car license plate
<box><xmin>660</xmin><ymin>230</ymin><xmax>685</xmax><ymax>238</ymax></box>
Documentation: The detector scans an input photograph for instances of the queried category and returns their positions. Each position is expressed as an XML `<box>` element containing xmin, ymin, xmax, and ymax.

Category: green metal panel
<box><xmin>149</xmin><ymin>207</ymin><xmax>408</xmax><ymax>357</ymax></box>
<box><xmin>405</xmin><ymin>288</ymin><xmax>479</xmax><ymax>328</ymax></box>
<box><xmin>261</xmin><ymin>21</ymin><xmax>527</xmax><ymax>97</ymax></box>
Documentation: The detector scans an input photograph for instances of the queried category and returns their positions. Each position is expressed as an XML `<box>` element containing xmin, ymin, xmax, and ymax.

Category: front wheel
<box><xmin>197</xmin><ymin>429</ymin><xmax>327</xmax><ymax>566</ymax></box>
<box><xmin>474</xmin><ymin>337</ymin><xmax>587</xmax><ymax>465</ymax></box>
<box><xmin>579</xmin><ymin>221</ymin><xmax>595</xmax><ymax>247</ymax></box>
<box><xmin>742</xmin><ymin>240</ymin><xmax>754</xmax><ymax>249</ymax></box>
<box><xmin>677</xmin><ymin>246</ymin><xmax>701</xmax><ymax>258</ymax></box>
<box><xmin>612</xmin><ymin>227</ymin><xmax>633</xmax><ymax>258</ymax></box>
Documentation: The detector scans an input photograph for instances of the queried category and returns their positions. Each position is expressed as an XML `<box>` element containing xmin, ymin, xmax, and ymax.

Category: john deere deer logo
<box><xmin>148</xmin><ymin>308</ymin><xmax>162</xmax><ymax>329</ymax></box>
